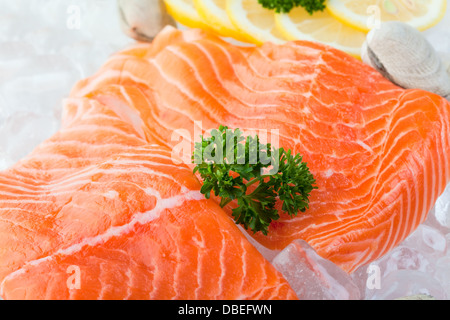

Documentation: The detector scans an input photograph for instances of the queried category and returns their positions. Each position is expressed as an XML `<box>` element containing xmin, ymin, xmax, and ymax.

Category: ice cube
<box><xmin>352</xmin><ymin>245</ymin><xmax>434</xmax><ymax>300</ymax></box>
<box><xmin>272</xmin><ymin>239</ymin><xmax>361</xmax><ymax>300</ymax></box>
<box><xmin>434</xmin><ymin>183</ymin><xmax>450</xmax><ymax>230</ymax></box>
<box><xmin>368</xmin><ymin>270</ymin><xmax>447</xmax><ymax>300</ymax></box>
<box><xmin>400</xmin><ymin>224</ymin><xmax>447</xmax><ymax>258</ymax></box>
<box><xmin>0</xmin><ymin>112</ymin><xmax>59</xmax><ymax>164</ymax></box>
<box><xmin>433</xmin><ymin>256</ymin><xmax>450</xmax><ymax>298</ymax></box>
<box><xmin>237</xmin><ymin>225</ymin><xmax>280</xmax><ymax>262</ymax></box>
<box><xmin>423</xmin><ymin>205</ymin><xmax>450</xmax><ymax>234</ymax></box>
<box><xmin>376</xmin><ymin>246</ymin><xmax>433</xmax><ymax>275</ymax></box>
<box><xmin>350</xmin><ymin>265</ymin><xmax>371</xmax><ymax>300</ymax></box>
<box><xmin>360</xmin><ymin>245</ymin><xmax>438</xmax><ymax>299</ymax></box>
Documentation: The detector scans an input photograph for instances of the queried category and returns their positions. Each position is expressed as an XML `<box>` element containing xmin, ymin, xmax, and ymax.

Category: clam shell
<box><xmin>361</xmin><ymin>21</ymin><xmax>450</xmax><ymax>101</ymax></box>
<box><xmin>118</xmin><ymin>0</ymin><xmax>176</xmax><ymax>42</ymax></box>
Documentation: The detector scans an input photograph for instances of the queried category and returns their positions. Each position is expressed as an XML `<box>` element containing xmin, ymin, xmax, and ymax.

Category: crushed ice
<box><xmin>0</xmin><ymin>0</ymin><xmax>132</xmax><ymax>170</ymax></box>
<box><xmin>1</xmin><ymin>0</ymin><xmax>450</xmax><ymax>300</ymax></box>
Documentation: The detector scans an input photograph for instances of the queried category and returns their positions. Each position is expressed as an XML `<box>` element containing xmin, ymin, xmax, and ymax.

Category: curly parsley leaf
<box><xmin>257</xmin><ymin>0</ymin><xmax>326</xmax><ymax>14</ymax></box>
<box><xmin>193</xmin><ymin>125</ymin><xmax>317</xmax><ymax>235</ymax></box>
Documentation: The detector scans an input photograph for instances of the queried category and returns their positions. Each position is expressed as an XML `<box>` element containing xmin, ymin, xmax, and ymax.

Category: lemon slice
<box><xmin>326</xmin><ymin>0</ymin><xmax>447</xmax><ymax>32</ymax></box>
<box><xmin>194</xmin><ymin>0</ymin><xmax>248</xmax><ymax>41</ymax></box>
<box><xmin>226</xmin><ymin>0</ymin><xmax>287</xmax><ymax>45</ymax></box>
<box><xmin>275</xmin><ymin>6</ymin><xmax>367</xmax><ymax>58</ymax></box>
<box><xmin>164</xmin><ymin>0</ymin><xmax>210</xmax><ymax>30</ymax></box>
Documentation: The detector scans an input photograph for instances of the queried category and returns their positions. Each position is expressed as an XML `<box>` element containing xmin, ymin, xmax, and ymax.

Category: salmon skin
<box><xmin>72</xmin><ymin>26</ymin><xmax>450</xmax><ymax>273</ymax></box>
<box><xmin>0</xmin><ymin>97</ymin><xmax>297</xmax><ymax>299</ymax></box>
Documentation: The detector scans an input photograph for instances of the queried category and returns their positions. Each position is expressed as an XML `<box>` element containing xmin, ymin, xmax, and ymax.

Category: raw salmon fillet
<box><xmin>0</xmin><ymin>96</ymin><xmax>297</xmax><ymax>299</ymax></box>
<box><xmin>72</xmin><ymin>26</ymin><xmax>450</xmax><ymax>273</ymax></box>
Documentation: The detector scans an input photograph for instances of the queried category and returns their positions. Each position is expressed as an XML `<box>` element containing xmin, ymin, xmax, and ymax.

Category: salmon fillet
<box><xmin>72</xmin><ymin>26</ymin><xmax>450</xmax><ymax>273</ymax></box>
<box><xmin>0</xmin><ymin>96</ymin><xmax>297</xmax><ymax>299</ymax></box>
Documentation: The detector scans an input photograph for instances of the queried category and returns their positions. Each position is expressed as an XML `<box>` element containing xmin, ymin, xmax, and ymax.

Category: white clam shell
<box><xmin>118</xmin><ymin>0</ymin><xmax>175</xmax><ymax>42</ymax></box>
<box><xmin>361</xmin><ymin>21</ymin><xmax>450</xmax><ymax>101</ymax></box>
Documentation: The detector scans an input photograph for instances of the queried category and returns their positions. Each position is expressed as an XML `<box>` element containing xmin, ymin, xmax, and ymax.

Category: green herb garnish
<box><xmin>258</xmin><ymin>0</ymin><xmax>326</xmax><ymax>14</ymax></box>
<box><xmin>192</xmin><ymin>125</ymin><xmax>317</xmax><ymax>235</ymax></box>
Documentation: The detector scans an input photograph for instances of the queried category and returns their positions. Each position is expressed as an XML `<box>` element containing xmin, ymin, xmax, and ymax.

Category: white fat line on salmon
<box><xmin>0</xmin><ymin>189</ymin><xmax>205</xmax><ymax>294</ymax></box>
<box><xmin>104</xmin><ymin>158</ymin><xmax>184</xmax><ymax>171</ymax></box>
<box><xmin>61</xmin><ymin>98</ymin><xmax>91</xmax><ymax>125</ymax></box>
<box><xmin>0</xmin><ymin>165</ymin><xmax>185</xmax><ymax>197</ymax></box>
<box><xmin>149</xmin><ymin>58</ymin><xmax>205</xmax><ymax>104</ymax></box>
<box><xmin>358</xmin><ymin>94</ymin><xmax>402</xmax><ymax>111</ymax></box>
<box><xmin>172</xmin><ymin>43</ymin><xmax>307</xmax><ymax>101</ymax></box>
<box><xmin>60</xmin><ymin>124</ymin><xmax>145</xmax><ymax>141</ymax></box>
<box><xmin>76</xmin><ymin>99</ymin><xmax>117</xmax><ymax>123</ymax></box>
<box><xmin>26</xmin><ymin>153</ymin><xmax>105</xmax><ymax>164</ymax></box>
<box><xmin>375</xmin><ymin>200</ymin><xmax>402</xmax><ymax>261</ymax></box>
<box><xmin>0</xmin><ymin>180</ymin><xmax>186</xmax><ymax>203</ymax></box>
<box><xmin>347</xmin><ymin>246</ymin><xmax>373</xmax><ymax>274</ymax></box>
<box><xmin>74</xmin><ymin>68</ymin><xmax>148</xmax><ymax>98</ymax></box>
<box><xmin>298</xmin><ymin>181</ymin><xmax>408</xmax><ymax>247</ymax></box>
<box><xmin>397</xmin><ymin>172</ymin><xmax>414</xmax><ymax>245</ymax></box>
<box><xmin>0</xmin><ymin>153</ymin><xmax>192</xmax><ymax>198</ymax></box>
<box><xmin>122</xmin><ymin>267</ymin><xmax>134</xmax><ymax>300</ymax></box>
<box><xmin>0</xmin><ymin>174</ymin><xmax>42</xmax><ymax>190</ymax></box>
<box><xmin>356</xmin><ymin>140</ymin><xmax>374</xmax><ymax>154</ymax></box>
<box><xmin>252</xmin><ymin>45</ymin><xmax>312</xmax><ymax>69</ymax></box>
<box><xmin>213</xmin><ymin>227</ymin><xmax>227</xmax><ymax>299</ymax></box>
<box><xmin>0</xmin><ymin>199</ymin><xmax>53</xmax><ymax>205</ymax></box>
<box><xmin>0</xmin><ymin>216</ymin><xmax>36</xmax><ymax>233</ymax></box>
<box><xmin>0</xmin><ymin>207</ymin><xmax>47</xmax><ymax>216</ymax></box>
<box><xmin>368</xmin><ymin>148</ymin><xmax>416</xmax><ymax>204</ymax></box>
<box><xmin>389</xmin><ymin>192</ymin><xmax>406</xmax><ymax>250</ymax></box>
<box><xmin>114</xmin><ymin>150</ymin><xmax>177</xmax><ymax>160</ymax></box>
<box><xmin>190</xmin><ymin>225</ymin><xmax>204</xmax><ymax>299</ymax></box>
<box><xmin>340</xmin><ymin>194</ymin><xmax>405</xmax><ymax>266</ymax></box>
<box><xmin>36</xmin><ymin>138</ymin><xmax>138</xmax><ymax>151</ymax></box>
<box><xmin>63</xmin><ymin>110</ymin><xmax>128</xmax><ymax>125</ymax></box>
<box><xmin>30</xmin><ymin>144</ymin><xmax>176</xmax><ymax>166</ymax></box>
<box><xmin>52</xmin><ymin>165</ymin><xmax>185</xmax><ymax>189</ymax></box>
<box><xmin>153</xmin><ymin>69</ymin><xmax>303</xmax><ymax>143</ymax></box>
<box><xmin>205</xmin><ymin>40</ymin><xmax>317</xmax><ymax>86</ymax></box>
<box><xmin>146</xmin><ymin>61</ymin><xmax>218</xmax><ymax>124</ymax></box>
<box><xmin>119</xmin><ymin>84</ymin><xmax>144</xmax><ymax>114</ymax></box>
<box><xmin>163</xmin><ymin>46</ymin><xmax>289</xmax><ymax>110</ymax></box>
<box><xmin>238</xmin><ymin>237</ymin><xmax>251</xmax><ymax>297</ymax></box>
<box><xmin>0</xmin><ymin>182</ymin><xmax>43</xmax><ymax>194</ymax></box>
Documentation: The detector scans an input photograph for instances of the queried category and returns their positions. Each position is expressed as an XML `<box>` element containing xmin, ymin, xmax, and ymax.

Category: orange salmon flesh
<box><xmin>1</xmin><ymin>26</ymin><xmax>450</xmax><ymax>299</ymax></box>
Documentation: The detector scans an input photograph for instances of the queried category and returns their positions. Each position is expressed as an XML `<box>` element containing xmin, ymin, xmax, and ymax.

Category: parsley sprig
<box><xmin>258</xmin><ymin>0</ymin><xmax>326</xmax><ymax>14</ymax></box>
<box><xmin>193</xmin><ymin>125</ymin><xmax>317</xmax><ymax>235</ymax></box>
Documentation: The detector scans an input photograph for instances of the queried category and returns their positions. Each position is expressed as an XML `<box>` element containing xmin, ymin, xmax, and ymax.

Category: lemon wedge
<box><xmin>275</xmin><ymin>6</ymin><xmax>367</xmax><ymax>58</ymax></box>
<box><xmin>194</xmin><ymin>0</ymin><xmax>248</xmax><ymax>41</ymax></box>
<box><xmin>164</xmin><ymin>0</ymin><xmax>210</xmax><ymax>30</ymax></box>
<box><xmin>326</xmin><ymin>0</ymin><xmax>447</xmax><ymax>32</ymax></box>
<box><xmin>226</xmin><ymin>0</ymin><xmax>287</xmax><ymax>45</ymax></box>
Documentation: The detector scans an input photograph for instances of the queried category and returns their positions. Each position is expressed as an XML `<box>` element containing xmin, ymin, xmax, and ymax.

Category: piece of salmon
<box><xmin>0</xmin><ymin>96</ymin><xmax>297</xmax><ymax>299</ymax></box>
<box><xmin>72</xmin><ymin>26</ymin><xmax>450</xmax><ymax>273</ymax></box>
